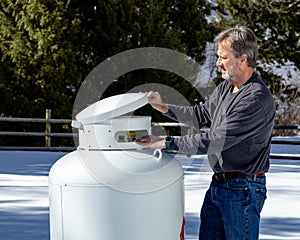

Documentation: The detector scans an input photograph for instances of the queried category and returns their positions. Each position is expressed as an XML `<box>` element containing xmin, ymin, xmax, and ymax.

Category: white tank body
<box><xmin>49</xmin><ymin>150</ymin><xmax>184</xmax><ymax>240</ymax></box>
<box><xmin>48</xmin><ymin>93</ymin><xmax>185</xmax><ymax>240</ymax></box>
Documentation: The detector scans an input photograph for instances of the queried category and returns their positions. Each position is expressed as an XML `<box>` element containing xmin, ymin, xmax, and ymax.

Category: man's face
<box><xmin>216</xmin><ymin>42</ymin><xmax>242</xmax><ymax>83</ymax></box>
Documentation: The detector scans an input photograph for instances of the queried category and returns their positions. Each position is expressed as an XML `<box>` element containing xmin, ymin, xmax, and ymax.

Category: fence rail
<box><xmin>0</xmin><ymin>131</ymin><xmax>74</xmax><ymax>137</ymax></box>
<box><xmin>0</xmin><ymin>115</ymin><xmax>299</xmax><ymax>159</ymax></box>
<box><xmin>0</xmin><ymin>116</ymin><xmax>72</xmax><ymax>124</ymax></box>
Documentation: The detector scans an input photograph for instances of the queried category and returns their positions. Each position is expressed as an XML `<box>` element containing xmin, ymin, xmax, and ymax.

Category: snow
<box><xmin>195</xmin><ymin>42</ymin><xmax>217</xmax><ymax>88</ymax></box>
<box><xmin>261</xmin><ymin>60</ymin><xmax>300</xmax><ymax>86</ymax></box>
<box><xmin>0</xmin><ymin>140</ymin><xmax>300</xmax><ymax>240</ymax></box>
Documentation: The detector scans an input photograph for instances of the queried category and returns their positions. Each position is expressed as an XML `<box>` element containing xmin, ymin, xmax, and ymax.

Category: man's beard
<box><xmin>222</xmin><ymin>62</ymin><xmax>241</xmax><ymax>83</ymax></box>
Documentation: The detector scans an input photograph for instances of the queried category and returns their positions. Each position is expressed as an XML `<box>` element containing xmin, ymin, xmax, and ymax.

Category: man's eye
<box><xmin>216</xmin><ymin>54</ymin><xmax>226</xmax><ymax>60</ymax></box>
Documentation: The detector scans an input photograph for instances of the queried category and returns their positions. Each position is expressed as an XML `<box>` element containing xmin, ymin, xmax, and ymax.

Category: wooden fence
<box><xmin>0</xmin><ymin>113</ymin><xmax>299</xmax><ymax>159</ymax></box>
<box><xmin>0</xmin><ymin>110</ymin><xmax>75</xmax><ymax>151</ymax></box>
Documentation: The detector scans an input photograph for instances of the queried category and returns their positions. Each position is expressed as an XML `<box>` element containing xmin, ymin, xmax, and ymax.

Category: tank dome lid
<box><xmin>74</xmin><ymin>93</ymin><xmax>148</xmax><ymax>125</ymax></box>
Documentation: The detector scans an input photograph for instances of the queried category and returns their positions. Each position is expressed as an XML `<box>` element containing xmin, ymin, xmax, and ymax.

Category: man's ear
<box><xmin>241</xmin><ymin>54</ymin><xmax>248</xmax><ymax>63</ymax></box>
<box><xmin>240</xmin><ymin>53</ymin><xmax>250</xmax><ymax>67</ymax></box>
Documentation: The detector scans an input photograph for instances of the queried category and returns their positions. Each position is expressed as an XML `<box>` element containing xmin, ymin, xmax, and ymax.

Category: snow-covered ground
<box><xmin>0</xmin><ymin>139</ymin><xmax>300</xmax><ymax>240</ymax></box>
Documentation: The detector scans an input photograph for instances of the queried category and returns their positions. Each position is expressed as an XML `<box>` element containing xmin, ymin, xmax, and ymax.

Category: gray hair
<box><xmin>214</xmin><ymin>26</ymin><xmax>258</xmax><ymax>68</ymax></box>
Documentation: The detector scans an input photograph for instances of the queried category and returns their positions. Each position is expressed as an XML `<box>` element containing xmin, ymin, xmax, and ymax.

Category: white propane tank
<box><xmin>48</xmin><ymin>93</ymin><xmax>185</xmax><ymax>240</ymax></box>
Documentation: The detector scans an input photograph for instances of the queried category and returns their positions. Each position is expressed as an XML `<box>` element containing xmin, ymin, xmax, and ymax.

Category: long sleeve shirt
<box><xmin>165</xmin><ymin>72</ymin><xmax>275</xmax><ymax>174</ymax></box>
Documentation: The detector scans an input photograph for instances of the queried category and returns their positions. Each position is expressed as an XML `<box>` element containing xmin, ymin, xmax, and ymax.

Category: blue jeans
<box><xmin>199</xmin><ymin>175</ymin><xmax>267</xmax><ymax>240</ymax></box>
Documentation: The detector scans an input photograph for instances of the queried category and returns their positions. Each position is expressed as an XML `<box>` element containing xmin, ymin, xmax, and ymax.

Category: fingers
<box><xmin>140</xmin><ymin>91</ymin><xmax>169</xmax><ymax>113</ymax></box>
<box><xmin>135</xmin><ymin>135</ymin><xmax>165</xmax><ymax>149</ymax></box>
<box><xmin>134</xmin><ymin>135</ymin><xmax>150</xmax><ymax>145</ymax></box>
<box><xmin>146</xmin><ymin>91</ymin><xmax>161</xmax><ymax>103</ymax></box>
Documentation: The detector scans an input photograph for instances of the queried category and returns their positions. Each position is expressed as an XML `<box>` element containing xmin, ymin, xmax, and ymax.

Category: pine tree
<box><xmin>0</xmin><ymin>0</ymin><xmax>81</xmax><ymax>118</ymax></box>
<box><xmin>0</xmin><ymin>0</ymin><xmax>214</xmax><ymax>119</ymax></box>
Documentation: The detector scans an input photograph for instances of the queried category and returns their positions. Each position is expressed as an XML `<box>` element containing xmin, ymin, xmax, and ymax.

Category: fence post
<box><xmin>45</xmin><ymin>109</ymin><xmax>51</xmax><ymax>148</ymax></box>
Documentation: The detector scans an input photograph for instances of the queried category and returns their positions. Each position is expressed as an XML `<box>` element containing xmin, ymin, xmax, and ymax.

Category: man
<box><xmin>135</xmin><ymin>26</ymin><xmax>275</xmax><ymax>239</ymax></box>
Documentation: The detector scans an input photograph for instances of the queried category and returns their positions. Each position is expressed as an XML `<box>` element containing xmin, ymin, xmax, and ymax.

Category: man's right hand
<box><xmin>146</xmin><ymin>91</ymin><xmax>169</xmax><ymax>113</ymax></box>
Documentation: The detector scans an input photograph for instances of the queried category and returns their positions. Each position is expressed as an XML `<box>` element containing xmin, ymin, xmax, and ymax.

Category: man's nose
<box><xmin>216</xmin><ymin>57</ymin><xmax>222</xmax><ymax>67</ymax></box>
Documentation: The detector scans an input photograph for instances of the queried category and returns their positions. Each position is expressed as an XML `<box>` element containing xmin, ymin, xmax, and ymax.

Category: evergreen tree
<box><xmin>83</xmin><ymin>0</ymin><xmax>215</xmax><ymax>113</ymax></box>
<box><xmin>0</xmin><ymin>0</ymin><xmax>81</xmax><ymax>118</ymax></box>
<box><xmin>0</xmin><ymin>0</ymin><xmax>214</xmax><ymax>119</ymax></box>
